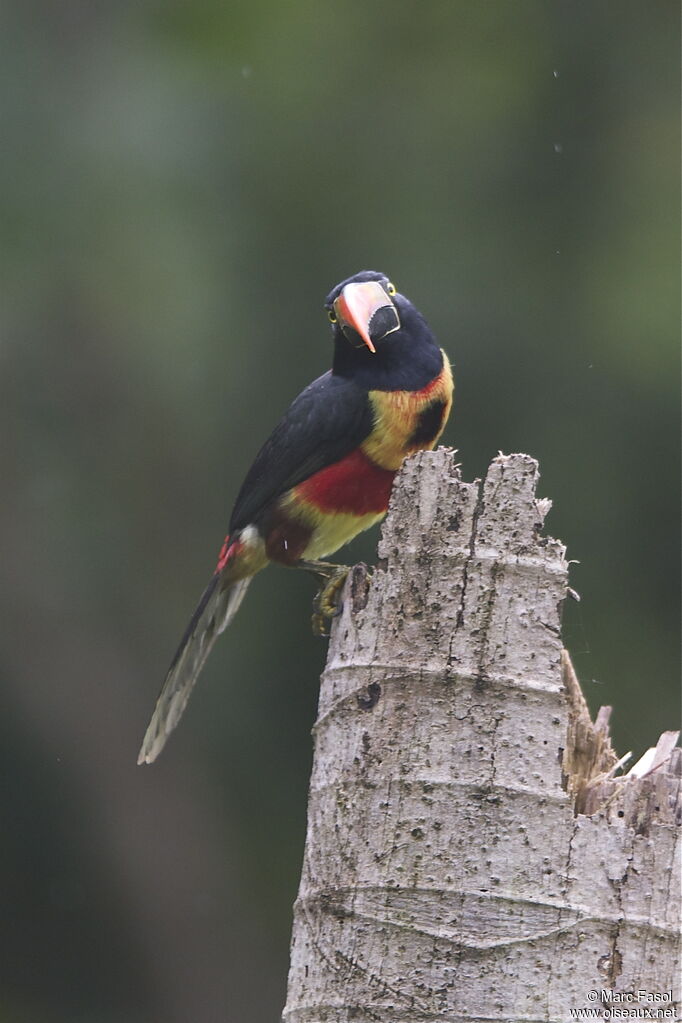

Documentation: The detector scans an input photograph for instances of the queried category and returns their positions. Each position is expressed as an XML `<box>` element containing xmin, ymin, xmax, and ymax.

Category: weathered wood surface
<box><xmin>283</xmin><ymin>450</ymin><xmax>680</xmax><ymax>1023</ymax></box>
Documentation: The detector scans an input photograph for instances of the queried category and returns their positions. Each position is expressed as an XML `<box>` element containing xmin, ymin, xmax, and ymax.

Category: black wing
<box><xmin>230</xmin><ymin>371</ymin><xmax>374</xmax><ymax>531</ymax></box>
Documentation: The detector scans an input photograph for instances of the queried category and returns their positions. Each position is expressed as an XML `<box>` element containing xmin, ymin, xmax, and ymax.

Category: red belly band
<box><xmin>295</xmin><ymin>448</ymin><xmax>395</xmax><ymax>516</ymax></box>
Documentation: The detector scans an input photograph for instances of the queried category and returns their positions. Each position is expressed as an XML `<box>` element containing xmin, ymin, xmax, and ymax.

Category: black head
<box><xmin>325</xmin><ymin>270</ymin><xmax>442</xmax><ymax>390</ymax></box>
<box><xmin>325</xmin><ymin>270</ymin><xmax>398</xmax><ymax>352</ymax></box>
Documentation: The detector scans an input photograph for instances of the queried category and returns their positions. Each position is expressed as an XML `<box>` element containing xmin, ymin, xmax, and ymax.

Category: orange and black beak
<box><xmin>333</xmin><ymin>281</ymin><xmax>400</xmax><ymax>353</ymax></box>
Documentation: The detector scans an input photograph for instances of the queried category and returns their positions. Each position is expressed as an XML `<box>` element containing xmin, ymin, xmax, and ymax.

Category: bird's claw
<box><xmin>296</xmin><ymin>561</ymin><xmax>349</xmax><ymax>637</ymax></box>
<box><xmin>311</xmin><ymin>567</ymin><xmax>349</xmax><ymax>637</ymax></box>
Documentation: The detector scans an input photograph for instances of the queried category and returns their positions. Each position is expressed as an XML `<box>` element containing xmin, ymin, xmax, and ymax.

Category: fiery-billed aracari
<box><xmin>138</xmin><ymin>270</ymin><xmax>453</xmax><ymax>763</ymax></box>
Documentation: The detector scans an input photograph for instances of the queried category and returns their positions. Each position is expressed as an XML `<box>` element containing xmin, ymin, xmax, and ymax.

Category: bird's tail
<box><xmin>138</xmin><ymin>547</ymin><xmax>253</xmax><ymax>765</ymax></box>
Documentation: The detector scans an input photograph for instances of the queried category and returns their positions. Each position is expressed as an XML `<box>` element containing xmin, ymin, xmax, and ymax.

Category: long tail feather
<box><xmin>138</xmin><ymin>572</ymin><xmax>251</xmax><ymax>764</ymax></box>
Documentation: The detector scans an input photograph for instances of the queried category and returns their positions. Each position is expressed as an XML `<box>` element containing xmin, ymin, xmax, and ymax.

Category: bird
<box><xmin>138</xmin><ymin>270</ymin><xmax>453</xmax><ymax>764</ymax></box>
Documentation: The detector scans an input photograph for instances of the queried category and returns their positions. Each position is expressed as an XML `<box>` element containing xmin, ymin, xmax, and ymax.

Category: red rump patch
<box><xmin>216</xmin><ymin>534</ymin><xmax>241</xmax><ymax>573</ymax></box>
<box><xmin>296</xmin><ymin>448</ymin><xmax>395</xmax><ymax>516</ymax></box>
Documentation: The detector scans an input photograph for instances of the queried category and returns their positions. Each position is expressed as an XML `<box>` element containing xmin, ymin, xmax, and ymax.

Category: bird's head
<box><xmin>324</xmin><ymin>270</ymin><xmax>404</xmax><ymax>354</ymax></box>
<box><xmin>325</xmin><ymin>270</ymin><xmax>441</xmax><ymax>388</ymax></box>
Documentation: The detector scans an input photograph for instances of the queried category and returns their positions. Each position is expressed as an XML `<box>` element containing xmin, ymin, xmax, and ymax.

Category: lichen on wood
<box><xmin>283</xmin><ymin>449</ymin><xmax>681</xmax><ymax>1022</ymax></box>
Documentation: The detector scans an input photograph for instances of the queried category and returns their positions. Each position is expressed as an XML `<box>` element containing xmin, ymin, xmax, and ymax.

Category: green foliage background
<box><xmin>1</xmin><ymin>2</ymin><xmax>679</xmax><ymax>1020</ymax></box>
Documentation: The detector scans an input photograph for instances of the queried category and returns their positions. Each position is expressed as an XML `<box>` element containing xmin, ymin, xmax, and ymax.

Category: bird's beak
<box><xmin>333</xmin><ymin>281</ymin><xmax>400</xmax><ymax>353</ymax></box>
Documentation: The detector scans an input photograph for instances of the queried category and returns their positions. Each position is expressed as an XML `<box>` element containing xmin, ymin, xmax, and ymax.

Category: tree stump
<box><xmin>283</xmin><ymin>450</ymin><xmax>680</xmax><ymax>1022</ymax></box>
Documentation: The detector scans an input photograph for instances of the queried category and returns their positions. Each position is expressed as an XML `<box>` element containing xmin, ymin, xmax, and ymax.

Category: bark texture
<box><xmin>283</xmin><ymin>450</ymin><xmax>681</xmax><ymax>1023</ymax></box>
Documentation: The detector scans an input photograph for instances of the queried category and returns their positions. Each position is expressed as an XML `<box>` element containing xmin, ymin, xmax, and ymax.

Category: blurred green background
<box><xmin>1</xmin><ymin>1</ymin><xmax>679</xmax><ymax>1020</ymax></box>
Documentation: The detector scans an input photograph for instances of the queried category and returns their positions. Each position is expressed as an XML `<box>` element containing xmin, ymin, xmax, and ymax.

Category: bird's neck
<box><xmin>332</xmin><ymin>333</ymin><xmax>443</xmax><ymax>392</ymax></box>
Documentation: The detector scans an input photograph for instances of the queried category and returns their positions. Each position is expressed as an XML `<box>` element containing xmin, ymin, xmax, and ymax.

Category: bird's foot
<box><xmin>312</xmin><ymin>570</ymin><xmax>349</xmax><ymax>637</ymax></box>
<box><xmin>298</xmin><ymin>560</ymin><xmax>350</xmax><ymax>637</ymax></box>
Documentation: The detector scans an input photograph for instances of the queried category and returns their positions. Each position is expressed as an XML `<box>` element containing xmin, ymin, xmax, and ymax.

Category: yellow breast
<box><xmin>361</xmin><ymin>353</ymin><xmax>453</xmax><ymax>471</ymax></box>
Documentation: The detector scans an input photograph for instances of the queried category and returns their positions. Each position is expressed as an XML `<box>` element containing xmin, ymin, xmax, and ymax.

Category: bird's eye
<box><xmin>328</xmin><ymin>310</ymin><xmax>337</xmax><ymax>323</ymax></box>
<box><xmin>386</xmin><ymin>281</ymin><xmax>396</xmax><ymax>296</ymax></box>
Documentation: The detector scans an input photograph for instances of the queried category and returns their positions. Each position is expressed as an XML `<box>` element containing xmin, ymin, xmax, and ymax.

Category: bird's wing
<box><xmin>230</xmin><ymin>371</ymin><xmax>374</xmax><ymax>530</ymax></box>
